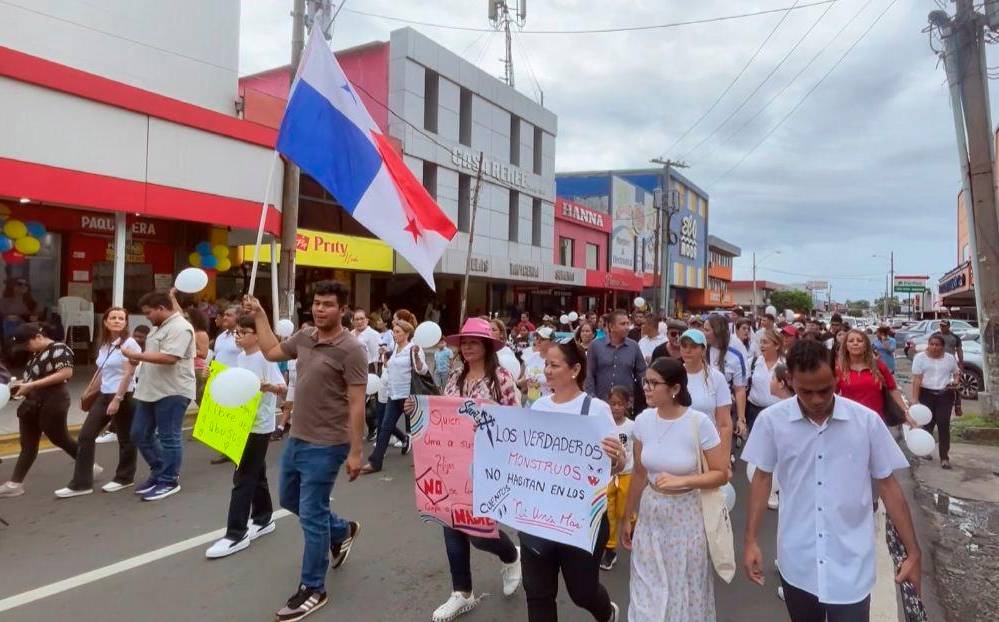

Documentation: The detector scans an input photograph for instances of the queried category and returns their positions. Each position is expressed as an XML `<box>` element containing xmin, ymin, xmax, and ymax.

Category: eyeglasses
<box><xmin>641</xmin><ymin>378</ymin><xmax>669</xmax><ymax>389</ymax></box>
<box><xmin>668</xmin><ymin>331</ymin><xmax>680</xmax><ymax>337</ymax></box>
<box><xmin>236</xmin><ymin>329</ymin><xmax>256</xmax><ymax>336</ymax></box>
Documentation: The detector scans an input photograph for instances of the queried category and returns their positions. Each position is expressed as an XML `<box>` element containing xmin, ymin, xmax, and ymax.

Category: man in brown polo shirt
<box><xmin>245</xmin><ymin>281</ymin><xmax>367</xmax><ymax>622</ymax></box>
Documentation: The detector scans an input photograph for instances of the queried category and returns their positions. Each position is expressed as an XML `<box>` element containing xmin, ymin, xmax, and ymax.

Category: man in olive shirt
<box><xmin>246</xmin><ymin>281</ymin><xmax>368</xmax><ymax>622</ymax></box>
<box><xmin>123</xmin><ymin>291</ymin><xmax>195</xmax><ymax>502</ymax></box>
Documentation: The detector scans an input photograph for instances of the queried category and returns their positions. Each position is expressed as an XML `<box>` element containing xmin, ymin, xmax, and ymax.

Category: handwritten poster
<box><xmin>193</xmin><ymin>361</ymin><xmax>261</xmax><ymax>465</ymax></box>
<box><xmin>471</xmin><ymin>404</ymin><xmax>613</xmax><ymax>552</ymax></box>
<box><xmin>408</xmin><ymin>396</ymin><xmax>498</xmax><ymax>538</ymax></box>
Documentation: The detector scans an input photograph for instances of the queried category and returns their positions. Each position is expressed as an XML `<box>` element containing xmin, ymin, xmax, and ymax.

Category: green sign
<box><xmin>193</xmin><ymin>361</ymin><xmax>261</xmax><ymax>465</ymax></box>
<box><xmin>894</xmin><ymin>277</ymin><xmax>928</xmax><ymax>294</ymax></box>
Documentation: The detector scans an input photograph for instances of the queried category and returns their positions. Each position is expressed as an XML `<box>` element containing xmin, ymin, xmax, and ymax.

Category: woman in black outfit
<box><xmin>0</xmin><ymin>323</ymin><xmax>77</xmax><ymax>498</ymax></box>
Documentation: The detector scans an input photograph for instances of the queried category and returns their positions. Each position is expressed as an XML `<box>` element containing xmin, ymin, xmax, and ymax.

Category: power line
<box><xmin>680</xmin><ymin>0</ymin><xmax>838</xmax><ymax>160</ymax></box>
<box><xmin>660</xmin><ymin>0</ymin><xmax>806</xmax><ymax>159</ymax></box>
<box><xmin>512</xmin><ymin>28</ymin><xmax>544</xmax><ymax>104</ymax></box>
<box><xmin>711</xmin><ymin>0</ymin><xmax>899</xmax><ymax>185</ymax></box>
<box><xmin>345</xmin><ymin>2</ymin><xmax>837</xmax><ymax>35</ymax></box>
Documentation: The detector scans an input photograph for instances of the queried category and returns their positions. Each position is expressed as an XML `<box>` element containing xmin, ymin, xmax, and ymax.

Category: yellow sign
<box><xmin>243</xmin><ymin>228</ymin><xmax>393</xmax><ymax>272</ymax></box>
<box><xmin>193</xmin><ymin>361</ymin><xmax>261</xmax><ymax>465</ymax></box>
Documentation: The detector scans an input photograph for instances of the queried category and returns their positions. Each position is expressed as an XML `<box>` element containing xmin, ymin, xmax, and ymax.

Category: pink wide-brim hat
<box><xmin>446</xmin><ymin>317</ymin><xmax>505</xmax><ymax>348</ymax></box>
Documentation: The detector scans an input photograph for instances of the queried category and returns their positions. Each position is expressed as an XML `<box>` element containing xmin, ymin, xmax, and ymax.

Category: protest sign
<box><xmin>193</xmin><ymin>361</ymin><xmax>261</xmax><ymax>465</ymax></box>
<box><xmin>409</xmin><ymin>396</ymin><xmax>498</xmax><ymax>538</ymax></box>
<box><xmin>471</xmin><ymin>404</ymin><xmax>613</xmax><ymax>552</ymax></box>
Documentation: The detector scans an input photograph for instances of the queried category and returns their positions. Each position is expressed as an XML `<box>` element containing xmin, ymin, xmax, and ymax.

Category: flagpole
<box><xmin>270</xmin><ymin>238</ymin><xmax>280</xmax><ymax>326</ymax></box>
<box><xmin>249</xmin><ymin>150</ymin><xmax>282</xmax><ymax>294</ymax></box>
<box><xmin>459</xmin><ymin>152</ymin><xmax>485</xmax><ymax>325</ymax></box>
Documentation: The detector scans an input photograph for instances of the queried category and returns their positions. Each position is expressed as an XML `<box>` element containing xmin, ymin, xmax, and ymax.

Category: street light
<box><xmin>752</xmin><ymin>250</ymin><xmax>781</xmax><ymax>318</ymax></box>
<box><xmin>872</xmin><ymin>252</ymin><xmax>894</xmax><ymax>319</ymax></box>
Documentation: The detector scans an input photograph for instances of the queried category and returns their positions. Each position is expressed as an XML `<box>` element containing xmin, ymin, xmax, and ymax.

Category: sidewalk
<box><xmin>0</xmin><ymin>365</ymin><xmax>96</xmax><ymax>436</ymax></box>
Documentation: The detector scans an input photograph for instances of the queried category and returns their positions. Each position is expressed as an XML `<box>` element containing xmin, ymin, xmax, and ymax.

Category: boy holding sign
<box><xmin>206</xmin><ymin>315</ymin><xmax>286</xmax><ymax>559</ymax></box>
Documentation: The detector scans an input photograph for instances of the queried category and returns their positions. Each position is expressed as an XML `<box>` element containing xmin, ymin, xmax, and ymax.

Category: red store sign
<box><xmin>585</xmin><ymin>268</ymin><xmax>644</xmax><ymax>292</ymax></box>
<box><xmin>555</xmin><ymin>198</ymin><xmax>611</xmax><ymax>232</ymax></box>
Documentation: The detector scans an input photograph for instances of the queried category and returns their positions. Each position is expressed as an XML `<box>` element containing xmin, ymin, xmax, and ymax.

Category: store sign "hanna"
<box><xmin>556</xmin><ymin>198</ymin><xmax>608</xmax><ymax>231</ymax></box>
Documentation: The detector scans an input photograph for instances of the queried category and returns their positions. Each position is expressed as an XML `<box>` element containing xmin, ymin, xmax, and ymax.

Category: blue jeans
<box><xmin>368</xmin><ymin>398</ymin><xmax>407</xmax><ymax>471</ymax></box>
<box><xmin>131</xmin><ymin>395</ymin><xmax>190</xmax><ymax>485</ymax></box>
<box><xmin>280</xmin><ymin>437</ymin><xmax>351</xmax><ymax>590</ymax></box>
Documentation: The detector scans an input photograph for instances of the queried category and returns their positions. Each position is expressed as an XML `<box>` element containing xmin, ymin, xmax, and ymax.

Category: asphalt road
<box><xmin>0</xmin><ymin>432</ymin><xmax>789</xmax><ymax>621</ymax></box>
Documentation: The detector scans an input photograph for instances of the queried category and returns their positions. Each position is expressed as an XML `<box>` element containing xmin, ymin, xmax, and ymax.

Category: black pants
<box><xmin>519</xmin><ymin>516</ymin><xmax>613</xmax><ymax>622</ymax></box>
<box><xmin>746</xmin><ymin>401</ymin><xmax>766</xmax><ymax>433</ymax></box>
<box><xmin>225</xmin><ymin>432</ymin><xmax>273</xmax><ymax>540</ymax></box>
<box><xmin>13</xmin><ymin>386</ymin><xmax>76</xmax><ymax>482</ymax></box>
<box><xmin>442</xmin><ymin>526</ymin><xmax>518</xmax><ymax>592</ymax></box>
<box><xmin>919</xmin><ymin>387</ymin><xmax>955</xmax><ymax>461</ymax></box>
<box><xmin>781</xmin><ymin>575</ymin><xmax>871</xmax><ymax>622</ymax></box>
<box><xmin>68</xmin><ymin>392</ymin><xmax>137</xmax><ymax>490</ymax></box>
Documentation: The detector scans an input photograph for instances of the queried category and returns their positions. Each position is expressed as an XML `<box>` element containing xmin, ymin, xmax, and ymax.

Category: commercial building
<box><xmin>688</xmin><ymin>235</ymin><xmax>741</xmax><ymax>311</ymax></box>
<box><xmin>0</xmin><ymin>1</ymin><xmax>282</xmax><ymax>347</ymax></box>
<box><xmin>730</xmin><ymin>280</ymin><xmax>787</xmax><ymax>311</ymax></box>
<box><xmin>937</xmin><ymin>190</ymin><xmax>976</xmax><ymax>318</ymax></box>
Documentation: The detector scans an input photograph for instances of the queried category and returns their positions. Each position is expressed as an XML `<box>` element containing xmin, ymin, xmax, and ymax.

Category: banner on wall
<box><xmin>471</xmin><ymin>403</ymin><xmax>614</xmax><ymax>552</ymax></box>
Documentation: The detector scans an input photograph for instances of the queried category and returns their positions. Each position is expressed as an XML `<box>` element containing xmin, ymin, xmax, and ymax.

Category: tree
<box><xmin>769</xmin><ymin>289</ymin><xmax>813</xmax><ymax>313</ymax></box>
<box><xmin>873</xmin><ymin>296</ymin><xmax>901</xmax><ymax>316</ymax></box>
<box><xmin>844</xmin><ymin>299</ymin><xmax>871</xmax><ymax>314</ymax></box>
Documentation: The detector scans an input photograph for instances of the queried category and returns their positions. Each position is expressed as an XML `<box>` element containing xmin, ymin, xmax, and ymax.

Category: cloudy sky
<box><xmin>240</xmin><ymin>0</ymin><xmax>988</xmax><ymax>303</ymax></box>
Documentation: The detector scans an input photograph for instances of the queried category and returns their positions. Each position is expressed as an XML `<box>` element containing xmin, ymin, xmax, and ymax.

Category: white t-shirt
<box><xmin>912</xmin><ymin>352</ymin><xmax>960</xmax><ymax>391</ymax></box>
<box><xmin>709</xmin><ymin>339</ymin><xmax>748</xmax><ymax>388</ymax></box>
<box><xmin>685</xmin><ymin>367</ymin><xmax>732</xmax><ymax>420</ymax></box>
<box><xmin>638</xmin><ymin>335</ymin><xmax>667</xmax><ymax>363</ymax></box>
<box><xmin>613</xmin><ymin>418</ymin><xmax>636</xmax><ymax>474</ymax></box>
<box><xmin>634</xmin><ymin>407</ymin><xmax>720</xmax><ymax>484</ymax></box>
<box><xmin>285</xmin><ymin>359</ymin><xmax>297</xmax><ymax>402</ymax></box>
<box><xmin>236</xmin><ymin>350</ymin><xmax>285</xmax><ymax>434</ymax></box>
<box><xmin>212</xmin><ymin>330</ymin><xmax>241</xmax><ymax>366</ymax></box>
<box><xmin>353</xmin><ymin>326</ymin><xmax>382</xmax><ymax>365</ymax></box>
<box><xmin>523</xmin><ymin>349</ymin><xmax>550</xmax><ymax>405</ymax></box>
<box><xmin>386</xmin><ymin>342</ymin><xmax>426</xmax><ymax>400</ymax></box>
<box><xmin>97</xmin><ymin>337</ymin><xmax>140</xmax><ymax>394</ymax></box>
<box><xmin>530</xmin><ymin>393</ymin><xmax>615</xmax><ymax>428</ymax></box>
<box><xmin>748</xmin><ymin>355</ymin><xmax>784</xmax><ymax>408</ymax></box>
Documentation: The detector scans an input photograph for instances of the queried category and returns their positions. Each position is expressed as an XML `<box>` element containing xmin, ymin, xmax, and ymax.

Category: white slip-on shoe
<box><xmin>501</xmin><ymin>546</ymin><xmax>522</xmax><ymax>596</ymax></box>
<box><xmin>248</xmin><ymin>520</ymin><xmax>276</xmax><ymax>541</ymax></box>
<box><xmin>54</xmin><ymin>487</ymin><xmax>93</xmax><ymax>498</ymax></box>
<box><xmin>102</xmin><ymin>480</ymin><xmax>134</xmax><ymax>493</ymax></box>
<box><xmin>205</xmin><ymin>535</ymin><xmax>249</xmax><ymax>559</ymax></box>
<box><xmin>0</xmin><ymin>482</ymin><xmax>25</xmax><ymax>497</ymax></box>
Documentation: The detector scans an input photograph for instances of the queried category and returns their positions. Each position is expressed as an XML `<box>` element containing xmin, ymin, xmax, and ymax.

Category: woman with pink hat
<box><xmin>431</xmin><ymin>317</ymin><xmax>522</xmax><ymax>622</ymax></box>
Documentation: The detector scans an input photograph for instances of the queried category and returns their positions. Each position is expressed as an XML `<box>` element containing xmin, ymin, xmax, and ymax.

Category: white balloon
<box><xmin>499</xmin><ymin>352</ymin><xmax>521</xmax><ymax>379</ymax></box>
<box><xmin>721</xmin><ymin>482</ymin><xmax>736</xmax><ymax>512</ymax></box>
<box><xmin>746</xmin><ymin>463</ymin><xmax>757</xmax><ymax>484</ymax></box>
<box><xmin>210</xmin><ymin>368</ymin><xmax>261</xmax><ymax>407</ymax></box>
<box><xmin>413</xmin><ymin>321</ymin><xmax>443</xmax><ymax>348</ymax></box>
<box><xmin>174</xmin><ymin>267</ymin><xmax>208</xmax><ymax>293</ymax></box>
<box><xmin>784</xmin><ymin>309</ymin><xmax>795</xmax><ymax>322</ymax></box>
<box><xmin>634</xmin><ymin>297</ymin><xmax>646</xmax><ymax>308</ymax></box>
<box><xmin>0</xmin><ymin>383</ymin><xmax>9</xmax><ymax>410</ymax></box>
<box><xmin>559</xmin><ymin>314</ymin><xmax>570</xmax><ymax>325</ymax></box>
<box><xmin>275</xmin><ymin>318</ymin><xmax>295</xmax><ymax>338</ymax></box>
<box><xmin>765</xmin><ymin>305</ymin><xmax>777</xmax><ymax>316</ymax></box>
<box><xmin>908</xmin><ymin>403</ymin><xmax>932</xmax><ymax>427</ymax></box>
<box><xmin>365</xmin><ymin>373</ymin><xmax>381</xmax><ymax>396</ymax></box>
<box><xmin>568</xmin><ymin>311</ymin><xmax>579</xmax><ymax>322</ymax></box>
<box><xmin>904</xmin><ymin>428</ymin><xmax>936</xmax><ymax>457</ymax></box>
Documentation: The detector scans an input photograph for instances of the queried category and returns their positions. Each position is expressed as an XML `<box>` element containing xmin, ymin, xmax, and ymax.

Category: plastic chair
<box><xmin>57</xmin><ymin>296</ymin><xmax>95</xmax><ymax>341</ymax></box>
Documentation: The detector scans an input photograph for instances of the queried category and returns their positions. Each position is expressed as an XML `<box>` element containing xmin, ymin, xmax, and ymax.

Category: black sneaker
<box><xmin>330</xmin><ymin>521</ymin><xmax>360</xmax><ymax>569</ymax></box>
<box><xmin>275</xmin><ymin>585</ymin><xmax>327</xmax><ymax>622</ymax></box>
<box><xmin>600</xmin><ymin>548</ymin><xmax>617</xmax><ymax>571</ymax></box>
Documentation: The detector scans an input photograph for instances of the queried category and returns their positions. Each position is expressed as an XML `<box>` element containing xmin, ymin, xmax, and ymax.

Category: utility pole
<box><xmin>459</xmin><ymin>153</ymin><xmax>485</xmax><ymax>325</ymax></box>
<box><xmin>278</xmin><ymin>0</ymin><xmax>306</xmax><ymax>321</ymax></box>
<box><xmin>652</xmin><ymin>188</ymin><xmax>663</xmax><ymax>314</ymax></box>
<box><xmin>752</xmin><ymin>253</ymin><xmax>758</xmax><ymax>318</ymax></box>
<box><xmin>488</xmin><ymin>1</ymin><xmax>526</xmax><ymax>87</ymax></box>
<box><xmin>650</xmin><ymin>158</ymin><xmax>687</xmax><ymax>317</ymax></box>
<box><xmin>931</xmin><ymin>1</ymin><xmax>999</xmax><ymax>416</ymax></box>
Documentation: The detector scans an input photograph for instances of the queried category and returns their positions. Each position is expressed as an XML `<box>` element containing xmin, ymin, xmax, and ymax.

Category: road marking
<box><xmin>0</xmin><ymin>508</ymin><xmax>293</xmax><ymax>612</ymax></box>
<box><xmin>0</xmin><ymin>426</ymin><xmax>196</xmax><ymax>460</ymax></box>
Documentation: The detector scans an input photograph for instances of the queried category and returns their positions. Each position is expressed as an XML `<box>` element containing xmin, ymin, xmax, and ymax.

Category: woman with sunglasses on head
<box><xmin>56</xmin><ymin>307</ymin><xmax>140</xmax><ymax>497</ymax></box>
<box><xmin>520</xmin><ymin>340</ymin><xmax>625</xmax><ymax>622</ymax></box>
<box><xmin>0</xmin><ymin>323</ymin><xmax>77</xmax><ymax>497</ymax></box>
<box><xmin>621</xmin><ymin>357</ymin><xmax>727</xmax><ymax>621</ymax></box>
<box><xmin>430</xmin><ymin>318</ymin><xmax>522</xmax><ymax>622</ymax></box>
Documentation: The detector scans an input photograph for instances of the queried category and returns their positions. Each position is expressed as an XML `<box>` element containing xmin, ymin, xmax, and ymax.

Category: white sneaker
<box><xmin>102</xmin><ymin>480</ymin><xmax>134</xmax><ymax>493</ymax></box>
<box><xmin>501</xmin><ymin>546</ymin><xmax>522</xmax><ymax>596</ymax></box>
<box><xmin>95</xmin><ymin>431</ymin><xmax>118</xmax><ymax>444</ymax></box>
<box><xmin>767</xmin><ymin>490</ymin><xmax>779</xmax><ymax>510</ymax></box>
<box><xmin>0</xmin><ymin>481</ymin><xmax>24</xmax><ymax>498</ymax></box>
<box><xmin>247</xmin><ymin>520</ymin><xmax>276</xmax><ymax>541</ymax></box>
<box><xmin>93</xmin><ymin>464</ymin><xmax>104</xmax><ymax>478</ymax></box>
<box><xmin>205</xmin><ymin>535</ymin><xmax>249</xmax><ymax>559</ymax></box>
<box><xmin>777</xmin><ymin>586</ymin><xmax>785</xmax><ymax>601</ymax></box>
<box><xmin>391</xmin><ymin>438</ymin><xmax>404</xmax><ymax>448</ymax></box>
<box><xmin>432</xmin><ymin>591</ymin><xmax>478</xmax><ymax>622</ymax></box>
<box><xmin>54</xmin><ymin>487</ymin><xmax>93</xmax><ymax>498</ymax></box>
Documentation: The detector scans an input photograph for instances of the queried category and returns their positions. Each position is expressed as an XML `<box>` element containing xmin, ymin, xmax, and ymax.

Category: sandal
<box><xmin>360</xmin><ymin>464</ymin><xmax>380</xmax><ymax>475</ymax></box>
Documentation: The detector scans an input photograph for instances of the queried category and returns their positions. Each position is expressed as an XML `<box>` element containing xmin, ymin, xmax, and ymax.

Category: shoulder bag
<box><xmin>691</xmin><ymin>413</ymin><xmax>736</xmax><ymax>583</ymax></box>
<box><xmin>81</xmin><ymin>341</ymin><xmax>120</xmax><ymax>412</ymax></box>
<box><xmin>409</xmin><ymin>346</ymin><xmax>440</xmax><ymax>396</ymax></box>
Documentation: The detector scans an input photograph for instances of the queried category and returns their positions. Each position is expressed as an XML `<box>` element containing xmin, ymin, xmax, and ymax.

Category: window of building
<box><xmin>424</xmin><ymin>69</ymin><xmax>438</xmax><ymax>133</ymax></box>
<box><xmin>585</xmin><ymin>243</ymin><xmax>599</xmax><ymax>270</ymax></box>
<box><xmin>459</xmin><ymin>88</ymin><xmax>472</xmax><ymax>146</ymax></box>
<box><xmin>533</xmin><ymin>126</ymin><xmax>543</xmax><ymax>175</ymax></box>
<box><xmin>510</xmin><ymin>115</ymin><xmax>520</xmax><ymax>166</ymax></box>
<box><xmin>531</xmin><ymin>198</ymin><xmax>541</xmax><ymax>246</ymax></box>
<box><xmin>422</xmin><ymin>161</ymin><xmax>437</xmax><ymax>201</ymax></box>
<box><xmin>559</xmin><ymin>237</ymin><xmax>574</xmax><ymax>267</ymax></box>
<box><xmin>457</xmin><ymin>174</ymin><xmax>471</xmax><ymax>232</ymax></box>
<box><xmin>508</xmin><ymin>190</ymin><xmax>519</xmax><ymax>242</ymax></box>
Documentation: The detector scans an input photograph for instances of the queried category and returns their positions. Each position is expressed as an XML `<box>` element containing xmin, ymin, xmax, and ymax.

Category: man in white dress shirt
<box><xmin>351</xmin><ymin>309</ymin><xmax>382</xmax><ymax>372</ymax></box>
<box><xmin>742</xmin><ymin>339</ymin><xmax>921</xmax><ymax>621</ymax></box>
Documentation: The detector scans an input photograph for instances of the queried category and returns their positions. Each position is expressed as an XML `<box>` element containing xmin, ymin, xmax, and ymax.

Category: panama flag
<box><xmin>276</xmin><ymin>27</ymin><xmax>456</xmax><ymax>290</ymax></box>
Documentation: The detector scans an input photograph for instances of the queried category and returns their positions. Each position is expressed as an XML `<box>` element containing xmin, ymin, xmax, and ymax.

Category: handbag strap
<box><xmin>89</xmin><ymin>339</ymin><xmax>121</xmax><ymax>385</ymax></box>
<box><xmin>690</xmin><ymin>410</ymin><xmax>707</xmax><ymax>476</ymax></box>
<box><xmin>581</xmin><ymin>394</ymin><xmax>592</xmax><ymax>415</ymax></box>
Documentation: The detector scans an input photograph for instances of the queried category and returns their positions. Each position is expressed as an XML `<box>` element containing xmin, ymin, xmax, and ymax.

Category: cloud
<box><xmin>239</xmin><ymin>0</ymin><xmax>986</xmax><ymax>302</ymax></box>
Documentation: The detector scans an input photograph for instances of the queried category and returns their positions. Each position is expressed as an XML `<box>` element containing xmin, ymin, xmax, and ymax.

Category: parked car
<box><xmin>905</xmin><ymin>330</ymin><xmax>979</xmax><ymax>360</ymax></box>
<box><xmin>898</xmin><ymin>319</ymin><xmax>976</xmax><ymax>355</ymax></box>
<box><xmin>911</xmin><ymin>338</ymin><xmax>983</xmax><ymax>400</ymax></box>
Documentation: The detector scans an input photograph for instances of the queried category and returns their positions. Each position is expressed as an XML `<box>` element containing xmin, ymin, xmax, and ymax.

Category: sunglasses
<box><xmin>668</xmin><ymin>331</ymin><xmax>680</xmax><ymax>337</ymax></box>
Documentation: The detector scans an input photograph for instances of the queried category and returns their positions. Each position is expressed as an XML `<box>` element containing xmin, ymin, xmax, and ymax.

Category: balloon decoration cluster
<box><xmin>0</xmin><ymin>217</ymin><xmax>46</xmax><ymax>265</ymax></box>
<box><xmin>188</xmin><ymin>241</ymin><xmax>233</xmax><ymax>272</ymax></box>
